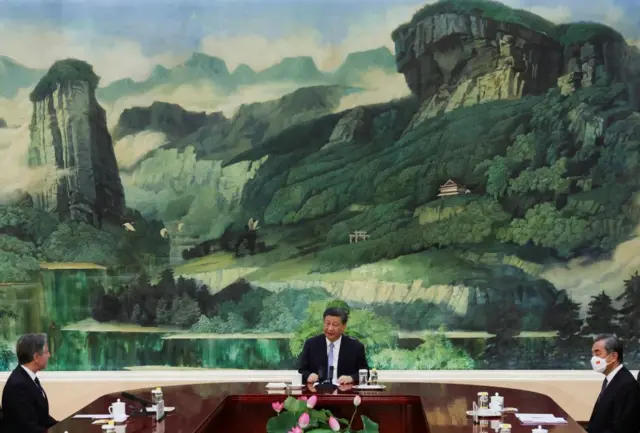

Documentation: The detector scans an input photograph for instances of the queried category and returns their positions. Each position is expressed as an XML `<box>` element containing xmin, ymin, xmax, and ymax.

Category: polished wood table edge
<box><xmin>231</xmin><ymin>393</ymin><xmax>422</xmax><ymax>402</ymax></box>
<box><xmin>117</xmin><ymin>381</ymin><xmax>565</xmax><ymax>396</ymax></box>
<box><xmin>54</xmin><ymin>381</ymin><xmax>586</xmax><ymax>433</ymax></box>
<box><xmin>75</xmin><ymin>381</ymin><xmax>578</xmax><ymax>418</ymax></box>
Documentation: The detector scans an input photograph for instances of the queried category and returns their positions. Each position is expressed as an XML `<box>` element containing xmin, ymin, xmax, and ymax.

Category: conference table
<box><xmin>48</xmin><ymin>381</ymin><xmax>586</xmax><ymax>433</ymax></box>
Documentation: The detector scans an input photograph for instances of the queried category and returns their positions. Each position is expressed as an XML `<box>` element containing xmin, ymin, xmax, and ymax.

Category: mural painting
<box><xmin>1</xmin><ymin>0</ymin><xmax>639</xmax><ymax>372</ymax></box>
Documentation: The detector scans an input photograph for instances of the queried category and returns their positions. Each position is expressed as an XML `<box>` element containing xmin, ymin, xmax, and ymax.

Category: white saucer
<box><xmin>102</xmin><ymin>422</ymin><xmax>126</xmax><ymax>429</ymax></box>
<box><xmin>265</xmin><ymin>382</ymin><xmax>287</xmax><ymax>389</ymax></box>
<box><xmin>353</xmin><ymin>384</ymin><xmax>386</xmax><ymax>390</ymax></box>
<box><xmin>466</xmin><ymin>409</ymin><xmax>502</xmax><ymax>417</ymax></box>
<box><xmin>145</xmin><ymin>406</ymin><xmax>175</xmax><ymax>412</ymax></box>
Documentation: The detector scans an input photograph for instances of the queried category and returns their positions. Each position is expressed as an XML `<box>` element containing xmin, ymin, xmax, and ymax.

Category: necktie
<box><xmin>596</xmin><ymin>378</ymin><xmax>608</xmax><ymax>402</ymax></box>
<box><xmin>34</xmin><ymin>377</ymin><xmax>46</xmax><ymax>399</ymax></box>
<box><xmin>328</xmin><ymin>343</ymin><xmax>334</xmax><ymax>382</ymax></box>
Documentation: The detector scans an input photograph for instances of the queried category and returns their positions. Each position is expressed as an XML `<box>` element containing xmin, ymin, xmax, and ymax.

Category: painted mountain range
<box><xmin>0</xmin><ymin>47</ymin><xmax>396</xmax><ymax>103</ymax></box>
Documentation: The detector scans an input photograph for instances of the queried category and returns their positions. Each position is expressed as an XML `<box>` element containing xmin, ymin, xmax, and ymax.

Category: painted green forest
<box><xmin>1</xmin><ymin>0</ymin><xmax>640</xmax><ymax>371</ymax></box>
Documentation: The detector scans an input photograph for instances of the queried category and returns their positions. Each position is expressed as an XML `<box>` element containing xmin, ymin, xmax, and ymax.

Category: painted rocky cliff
<box><xmin>165</xmin><ymin>4</ymin><xmax>639</xmax><ymax>316</ymax></box>
<box><xmin>84</xmin><ymin>0</ymin><xmax>640</xmax><ymax>321</ymax></box>
<box><xmin>28</xmin><ymin>59</ymin><xmax>125</xmax><ymax>227</ymax></box>
<box><xmin>391</xmin><ymin>1</ymin><xmax>640</xmax><ymax>122</ymax></box>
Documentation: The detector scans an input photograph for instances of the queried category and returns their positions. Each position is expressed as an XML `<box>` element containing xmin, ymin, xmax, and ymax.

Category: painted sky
<box><xmin>0</xmin><ymin>0</ymin><xmax>638</xmax><ymax>85</ymax></box>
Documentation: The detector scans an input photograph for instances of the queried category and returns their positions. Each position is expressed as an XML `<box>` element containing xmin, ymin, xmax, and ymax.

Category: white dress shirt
<box><xmin>605</xmin><ymin>363</ymin><xmax>624</xmax><ymax>386</ymax></box>
<box><xmin>21</xmin><ymin>364</ymin><xmax>37</xmax><ymax>381</ymax></box>
<box><xmin>326</xmin><ymin>336</ymin><xmax>342</xmax><ymax>385</ymax></box>
<box><xmin>21</xmin><ymin>364</ymin><xmax>45</xmax><ymax>398</ymax></box>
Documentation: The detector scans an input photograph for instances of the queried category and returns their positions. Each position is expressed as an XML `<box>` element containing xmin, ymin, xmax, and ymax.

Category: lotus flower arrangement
<box><xmin>267</xmin><ymin>394</ymin><xmax>378</xmax><ymax>432</ymax></box>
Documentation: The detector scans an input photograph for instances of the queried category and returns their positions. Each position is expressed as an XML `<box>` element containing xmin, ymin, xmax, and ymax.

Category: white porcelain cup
<box><xmin>293</xmin><ymin>373</ymin><xmax>303</xmax><ymax>384</ymax></box>
<box><xmin>108</xmin><ymin>399</ymin><xmax>127</xmax><ymax>422</ymax></box>
<box><xmin>490</xmin><ymin>394</ymin><xmax>504</xmax><ymax>411</ymax></box>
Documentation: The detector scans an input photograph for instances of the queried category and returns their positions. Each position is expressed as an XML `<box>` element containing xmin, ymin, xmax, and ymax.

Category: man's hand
<box><xmin>307</xmin><ymin>373</ymin><xmax>319</xmax><ymax>383</ymax></box>
<box><xmin>338</xmin><ymin>375</ymin><xmax>354</xmax><ymax>385</ymax></box>
<box><xmin>338</xmin><ymin>383</ymin><xmax>354</xmax><ymax>392</ymax></box>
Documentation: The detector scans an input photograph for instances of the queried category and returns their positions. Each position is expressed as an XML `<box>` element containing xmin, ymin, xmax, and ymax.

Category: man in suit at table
<box><xmin>1</xmin><ymin>333</ymin><xmax>58</xmax><ymax>433</ymax></box>
<box><xmin>298</xmin><ymin>307</ymin><xmax>369</xmax><ymax>385</ymax></box>
<box><xmin>587</xmin><ymin>334</ymin><xmax>640</xmax><ymax>433</ymax></box>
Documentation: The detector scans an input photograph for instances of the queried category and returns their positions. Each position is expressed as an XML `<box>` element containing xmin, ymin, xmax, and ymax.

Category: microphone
<box><xmin>121</xmin><ymin>392</ymin><xmax>154</xmax><ymax>417</ymax></box>
<box><xmin>121</xmin><ymin>391</ymin><xmax>153</xmax><ymax>406</ymax></box>
<box><xmin>316</xmin><ymin>366</ymin><xmax>337</xmax><ymax>391</ymax></box>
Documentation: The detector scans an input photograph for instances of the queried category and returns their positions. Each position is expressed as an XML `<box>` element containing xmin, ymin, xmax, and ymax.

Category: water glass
<box><xmin>152</xmin><ymin>388</ymin><xmax>163</xmax><ymax>405</ymax></box>
<box><xmin>369</xmin><ymin>369</ymin><xmax>378</xmax><ymax>385</ymax></box>
<box><xmin>358</xmin><ymin>369</ymin><xmax>368</xmax><ymax>385</ymax></box>
<box><xmin>477</xmin><ymin>391</ymin><xmax>489</xmax><ymax>409</ymax></box>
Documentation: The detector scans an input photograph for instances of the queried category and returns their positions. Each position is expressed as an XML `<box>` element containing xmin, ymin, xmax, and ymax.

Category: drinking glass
<box><xmin>477</xmin><ymin>392</ymin><xmax>489</xmax><ymax>409</ymax></box>
<box><xmin>152</xmin><ymin>388</ymin><xmax>163</xmax><ymax>405</ymax></box>
<box><xmin>369</xmin><ymin>369</ymin><xmax>378</xmax><ymax>385</ymax></box>
<box><xmin>358</xmin><ymin>369</ymin><xmax>368</xmax><ymax>385</ymax></box>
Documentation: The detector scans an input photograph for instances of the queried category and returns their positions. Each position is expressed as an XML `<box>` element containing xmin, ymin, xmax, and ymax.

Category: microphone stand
<box><xmin>121</xmin><ymin>392</ymin><xmax>154</xmax><ymax>417</ymax></box>
<box><xmin>316</xmin><ymin>366</ymin><xmax>337</xmax><ymax>392</ymax></box>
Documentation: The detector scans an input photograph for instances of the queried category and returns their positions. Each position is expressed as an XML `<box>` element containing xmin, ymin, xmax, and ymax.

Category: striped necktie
<box><xmin>328</xmin><ymin>342</ymin><xmax>335</xmax><ymax>382</ymax></box>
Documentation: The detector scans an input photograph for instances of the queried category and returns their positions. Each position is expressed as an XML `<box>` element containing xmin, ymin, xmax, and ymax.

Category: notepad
<box><xmin>516</xmin><ymin>413</ymin><xmax>568</xmax><ymax>424</ymax></box>
<box><xmin>73</xmin><ymin>414</ymin><xmax>113</xmax><ymax>419</ymax></box>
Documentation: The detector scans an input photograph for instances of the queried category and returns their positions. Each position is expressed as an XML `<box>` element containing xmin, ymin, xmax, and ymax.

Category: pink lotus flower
<box><xmin>353</xmin><ymin>395</ymin><xmax>362</xmax><ymax>407</ymax></box>
<box><xmin>298</xmin><ymin>412</ymin><xmax>310</xmax><ymax>428</ymax></box>
<box><xmin>271</xmin><ymin>401</ymin><xmax>284</xmax><ymax>413</ymax></box>
<box><xmin>297</xmin><ymin>396</ymin><xmax>308</xmax><ymax>401</ymax></box>
<box><xmin>288</xmin><ymin>427</ymin><xmax>302</xmax><ymax>433</ymax></box>
<box><xmin>306</xmin><ymin>395</ymin><xmax>317</xmax><ymax>409</ymax></box>
<box><xmin>329</xmin><ymin>416</ymin><xmax>341</xmax><ymax>431</ymax></box>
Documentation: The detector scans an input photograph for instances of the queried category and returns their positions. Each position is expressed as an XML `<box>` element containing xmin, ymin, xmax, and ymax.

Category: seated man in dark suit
<box><xmin>298</xmin><ymin>307</ymin><xmax>369</xmax><ymax>385</ymax></box>
<box><xmin>587</xmin><ymin>334</ymin><xmax>640</xmax><ymax>433</ymax></box>
<box><xmin>1</xmin><ymin>333</ymin><xmax>58</xmax><ymax>433</ymax></box>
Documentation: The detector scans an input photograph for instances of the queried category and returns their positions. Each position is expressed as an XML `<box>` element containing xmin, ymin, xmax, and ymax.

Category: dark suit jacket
<box><xmin>297</xmin><ymin>334</ymin><xmax>369</xmax><ymax>384</ymax></box>
<box><xmin>587</xmin><ymin>366</ymin><xmax>640</xmax><ymax>433</ymax></box>
<box><xmin>1</xmin><ymin>366</ymin><xmax>58</xmax><ymax>433</ymax></box>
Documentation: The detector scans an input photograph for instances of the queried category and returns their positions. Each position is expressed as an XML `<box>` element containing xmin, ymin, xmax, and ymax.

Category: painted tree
<box><xmin>617</xmin><ymin>271</ymin><xmax>640</xmax><ymax>343</ymax></box>
<box><xmin>0</xmin><ymin>339</ymin><xmax>14</xmax><ymax>370</ymax></box>
<box><xmin>545</xmin><ymin>292</ymin><xmax>582</xmax><ymax>340</ymax></box>
<box><xmin>583</xmin><ymin>291</ymin><xmax>619</xmax><ymax>335</ymax></box>
<box><xmin>485</xmin><ymin>302</ymin><xmax>523</xmax><ymax>339</ymax></box>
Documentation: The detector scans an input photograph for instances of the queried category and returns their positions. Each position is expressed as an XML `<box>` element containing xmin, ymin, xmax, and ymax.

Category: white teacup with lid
<box><xmin>532</xmin><ymin>426</ymin><xmax>548</xmax><ymax>433</ymax></box>
<box><xmin>108</xmin><ymin>398</ymin><xmax>127</xmax><ymax>422</ymax></box>
<box><xmin>489</xmin><ymin>392</ymin><xmax>504</xmax><ymax>411</ymax></box>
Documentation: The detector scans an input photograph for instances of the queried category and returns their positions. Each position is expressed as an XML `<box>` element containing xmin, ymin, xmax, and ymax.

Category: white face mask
<box><xmin>590</xmin><ymin>355</ymin><xmax>612</xmax><ymax>373</ymax></box>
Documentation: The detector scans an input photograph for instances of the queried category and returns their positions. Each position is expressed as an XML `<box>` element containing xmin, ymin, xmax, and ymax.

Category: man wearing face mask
<box><xmin>587</xmin><ymin>334</ymin><xmax>640</xmax><ymax>433</ymax></box>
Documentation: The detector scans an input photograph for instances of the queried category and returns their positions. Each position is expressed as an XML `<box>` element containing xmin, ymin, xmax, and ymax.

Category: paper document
<box><xmin>516</xmin><ymin>414</ymin><xmax>568</xmax><ymax>424</ymax></box>
<box><xmin>73</xmin><ymin>414</ymin><xmax>112</xmax><ymax>419</ymax></box>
